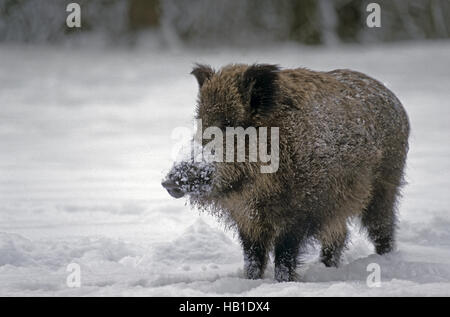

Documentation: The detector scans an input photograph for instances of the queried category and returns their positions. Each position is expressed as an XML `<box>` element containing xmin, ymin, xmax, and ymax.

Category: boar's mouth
<box><xmin>161</xmin><ymin>179</ymin><xmax>185</xmax><ymax>199</ymax></box>
<box><xmin>166</xmin><ymin>188</ymin><xmax>185</xmax><ymax>199</ymax></box>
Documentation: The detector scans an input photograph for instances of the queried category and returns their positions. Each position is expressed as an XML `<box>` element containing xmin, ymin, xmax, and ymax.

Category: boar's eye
<box><xmin>216</xmin><ymin>118</ymin><xmax>234</xmax><ymax>130</ymax></box>
<box><xmin>223</xmin><ymin>118</ymin><xmax>232</xmax><ymax>127</ymax></box>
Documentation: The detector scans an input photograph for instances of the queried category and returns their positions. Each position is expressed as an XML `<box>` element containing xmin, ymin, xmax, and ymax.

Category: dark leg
<box><xmin>274</xmin><ymin>231</ymin><xmax>306</xmax><ymax>282</ymax></box>
<box><xmin>362</xmin><ymin>181</ymin><xmax>399</xmax><ymax>255</ymax></box>
<box><xmin>362</xmin><ymin>155</ymin><xmax>406</xmax><ymax>255</ymax></box>
<box><xmin>239</xmin><ymin>232</ymin><xmax>269</xmax><ymax>280</ymax></box>
<box><xmin>320</xmin><ymin>226</ymin><xmax>348</xmax><ymax>267</ymax></box>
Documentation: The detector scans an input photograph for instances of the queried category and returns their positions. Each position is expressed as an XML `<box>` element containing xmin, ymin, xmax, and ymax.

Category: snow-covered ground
<box><xmin>0</xmin><ymin>41</ymin><xmax>449</xmax><ymax>296</ymax></box>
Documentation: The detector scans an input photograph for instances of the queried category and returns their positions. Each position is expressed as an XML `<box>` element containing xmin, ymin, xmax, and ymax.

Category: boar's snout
<box><xmin>161</xmin><ymin>179</ymin><xmax>185</xmax><ymax>199</ymax></box>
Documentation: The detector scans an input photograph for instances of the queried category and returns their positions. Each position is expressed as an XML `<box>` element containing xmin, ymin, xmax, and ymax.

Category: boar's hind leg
<box><xmin>239</xmin><ymin>232</ymin><xmax>269</xmax><ymax>280</ymax></box>
<box><xmin>362</xmin><ymin>159</ymin><xmax>405</xmax><ymax>255</ymax></box>
<box><xmin>362</xmin><ymin>180</ymin><xmax>399</xmax><ymax>255</ymax></box>
<box><xmin>274</xmin><ymin>230</ymin><xmax>307</xmax><ymax>282</ymax></box>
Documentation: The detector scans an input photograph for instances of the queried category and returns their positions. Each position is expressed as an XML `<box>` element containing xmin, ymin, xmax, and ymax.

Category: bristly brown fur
<box><xmin>170</xmin><ymin>64</ymin><xmax>410</xmax><ymax>282</ymax></box>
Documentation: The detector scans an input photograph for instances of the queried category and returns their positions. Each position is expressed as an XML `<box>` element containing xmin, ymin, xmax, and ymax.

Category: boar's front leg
<box><xmin>239</xmin><ymin>232</ymin><xmax>269</xmax><ymax>280</ymax></box>
<box><xmin>274</xmin><ymin>229</ymin><xmax>307</xmax><ymax>282</ymax></box>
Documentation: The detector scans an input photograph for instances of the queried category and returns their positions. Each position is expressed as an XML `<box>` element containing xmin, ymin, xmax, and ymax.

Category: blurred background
<box><xmin>1</xmin><ymin>0</ymin><xmax>449</xmax><ymax>46</ymax></box>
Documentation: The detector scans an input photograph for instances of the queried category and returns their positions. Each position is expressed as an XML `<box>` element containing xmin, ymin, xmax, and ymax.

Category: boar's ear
<box><xmin>239</xmin><ymin>64</ymin><xmax>280</xmax><ymax>115</ymax></box>
<box><xmin>191</xmin><ymin>64</ymin><xmax>214</xmax><ymax>88</ymax></box>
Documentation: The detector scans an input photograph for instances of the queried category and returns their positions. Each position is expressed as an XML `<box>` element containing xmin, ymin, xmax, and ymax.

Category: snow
<box><xmin>0</xmin><ymin>41</ymin><xmax>449</xmax><ymax>296</ymax></box>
